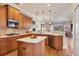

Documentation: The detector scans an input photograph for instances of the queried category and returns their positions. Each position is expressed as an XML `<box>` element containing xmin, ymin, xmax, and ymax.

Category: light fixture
<box><xmin>48</xmin><ymin>4</ymin><xmax>51</xmax><ymax>7</ymax></box>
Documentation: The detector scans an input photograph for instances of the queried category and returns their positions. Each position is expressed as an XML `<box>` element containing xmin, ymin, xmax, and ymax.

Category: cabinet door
<box><xmin>0</xmin><ymin>39</ymin><xmax>8</xmax><ymax>55</ymax></box>
<box><xmin>23</xmin><ymin>16</ymin><xmax>28</xmax><ymax>29</ymax></box>
<box><xmin>18</xmin><ymin>14</ymin><xmax>24</xmax><ymax>29</ymax></box>
<box><xmin>23</xmin><ymin>16</ymin><xmax>32</xmax><ymax>29</ymax></box>
<box><xmin>18</xmin><ymin>42</ymin><xmax>26</xmax><ymax>56</ymax></box>
<box><xmin>26</xmin><ymin>17</ymin><xmax>32</xmax><ymax>29</ymax></box>
<box><xmin>0</xmin><ymin>6</ymin><xmax>7</xmax><ymax>29</ymax></box>
<box><xmin>54</xmin><ymin>36</ymin><xmax>63</xmax><ymax>50</ymax></box>
<box><xmin>8</xmin><ymin>6</ymin><xmax>14</xmax><ymax>19</ymax></box>
<box><xmin>13</xmin><ymin>8</ymin><xmax>19</xmax><ymax>20</ymax></box>
<box><xmin>7</xmin><ymin>38</ymin><xmax>13</xmax><ymax>52</ymax></box>
<box><xmin>48</xmin><ymin>35</ymin><xmax>53</xmax><ymax>47</ymax></box>
<box><xmin>11</xmin><ymin>38</ymin><xmax>17</xmax><ymax>50</ymax></box>
<box><xmin>7</xmin><ymin>38</ymin><xmax>17</xmax><ymax>52</ymax></box>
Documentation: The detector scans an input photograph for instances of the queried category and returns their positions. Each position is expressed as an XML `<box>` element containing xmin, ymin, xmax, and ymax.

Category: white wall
<box><xmin>74</xmin><ymin>4</ymin><xmax>79</xmax><ymax>55</ymax></box>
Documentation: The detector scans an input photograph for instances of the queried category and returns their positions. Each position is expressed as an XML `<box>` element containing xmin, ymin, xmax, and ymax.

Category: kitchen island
<box><xmin>17</xmin><ymin>36</ymin><xmax>47</xmax><ymax>56</ymax></box>
<box><xmin>31</xmin><ymin>31</ymin><xmax>64</xmax><ymax>50</ymax></box>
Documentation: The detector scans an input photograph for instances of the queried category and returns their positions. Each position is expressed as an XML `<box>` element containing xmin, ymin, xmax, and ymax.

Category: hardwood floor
<box><xmin>4</xmin><ymin>46</ymin><xmax>65</xmax><ymax>56</ymax></box>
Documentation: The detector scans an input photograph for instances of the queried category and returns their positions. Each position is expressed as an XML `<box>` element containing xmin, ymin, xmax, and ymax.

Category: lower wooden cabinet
<box><xmin>0</xmin><ymin>37</ymin><xmax>17</xmax><ymax>55</ymax></box>
<box><xmin>7</xmin><ymin>38</ymin><xmax>17</xmax><ymax>52</ymax></box>
<box><xmin>0</xmin><ymin>38</ymin><xmax>8</xmax><ymax>55</ymax></box>
<box><xmin>0</xmin><ymin>34</ymin><xmax>30</xmax><ymax>55</ymax></box>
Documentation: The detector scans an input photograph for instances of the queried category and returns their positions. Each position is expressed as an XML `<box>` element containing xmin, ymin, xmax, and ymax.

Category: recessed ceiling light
<box><xmin>48</xmin><ymin>4</ymin><xmax>51</xmax><ymax>6</ymax></box>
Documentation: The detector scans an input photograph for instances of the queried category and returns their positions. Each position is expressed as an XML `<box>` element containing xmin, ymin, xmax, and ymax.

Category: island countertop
<box><xmin>17</xmin><ymin>36</ymin><xmax>47</xmax><ymax>44</ymax></box>
<box><xmin>31</xmin><ymin>31</ymin><xmax>64</xmax><ymax>36</ymax></box>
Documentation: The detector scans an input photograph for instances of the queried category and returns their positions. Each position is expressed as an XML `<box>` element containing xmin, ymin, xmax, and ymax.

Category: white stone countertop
<box><xmin>0</xmin><ymin>33</ymin><xmax>29</xmax><ymax>38</ymax></box>
<box><xmin>17</xmin><ymin>36</ymin><xmax>47</xmax><ymax>44</ymax></box>
<box><xmin>32</xmin><ymin>31</ymin><xmax>64</xmax><ymax>36</ymax></box>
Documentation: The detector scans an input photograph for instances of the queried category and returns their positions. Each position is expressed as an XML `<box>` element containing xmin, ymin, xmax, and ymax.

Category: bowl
<box><xmin>30</xmin><ymin>35</ymin><xmax>37</xmax><ymax>39</ymax></box>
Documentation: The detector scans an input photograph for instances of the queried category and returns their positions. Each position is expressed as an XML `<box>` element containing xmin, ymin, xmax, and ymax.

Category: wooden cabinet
<box><xmin>8</xmin><ymin>6</ymin><xmax>19</xmax><ymax>21</ymax></box>
<box><xmin>26</xmin><ymin>17</ymin><xmax>32</xmax><ymax>29</ymax></box>
<box><xmin>18</xmin><ymin>13</ymin><xmax>24</xmax><ymax>29</ymax></box>
<box><xmin>0</xmin><ymin>34</ymin><xmax>30</xmax><ymax>55</ymax></box>
<box><xmin>18</xmin><ymin>42</ymin><xmax>27</xmax><ymax>56</ymax></box>
<box><xmin>48</xmin><ymin>35</ymin><xmax>53</xmax><ymax>46</ymax></box>
<box><xmin>48</xmin><ymin>35</ymin><xmax>63</xmax><ymax>50</ymax></box>
<box><xmin>7</xmin><ymin>37</ymin><xmax>17</xmax><ymax>52</ymax></box>
<box><xmin>23</xmin><ymin>15</ymin><xmax>28</xmax><ymax>29</ymax></box>
<box><xmin>0</xmin><ymin>38</ymin><xmax>8</xmax><ymax>55</ymax></box>
<box><xmin>22</xmin><ymin>15</ymin><xmax>31</xmax><ymax>29</ymax></box>
<box><xmin>0</xmin><ymin>37</ymin><xmax>17</xmax><ymax>55</ymax></box>
<box><xmin>8</xmin><ymin>6</ymin><xmax>14</xmax><ymax>19</ymax></box>
<box><xmin>53</xmin><ymin>35</ymin><xmax>63</xmax><ymax>50</ymax></box>
<box><xmin>8</xmin><ymin>5</ymin><xmax>32</xmax><ymax>29</ymax></box>
<box><xmin>18</xmin><ymin>13</ymin><xmax>32</xmax><ymax>29</ymax></box>
<box><xmin>0</xmin><ymin>5</ymin><xmax>32</xmax><ymax>29</ymax></box>
<box><xmin>0</xmin><ymin>5</ymin><xmax>7</xmax><ymax>29</ymax></box>
<box><xmin>13</xmin><ymin>8</ymin><xmax>19</xmax><ymax>21</ymax></box>
<box><xmin>23</xmin><ymin>15</ymin><xmax>27</xmax><ymax>29</ymax></box>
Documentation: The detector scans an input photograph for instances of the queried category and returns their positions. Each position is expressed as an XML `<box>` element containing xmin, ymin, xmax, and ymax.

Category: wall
<box><xmin>74</xmin><ymin>4</ymin><xmax>79</xmax><ymax>56</ymax></box>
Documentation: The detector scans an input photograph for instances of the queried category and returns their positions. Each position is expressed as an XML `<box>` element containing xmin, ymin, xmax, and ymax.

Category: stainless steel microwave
<box><xmin>7</xmin><ymin>19</ymin><xmax>19</xmax><ymax>28</ymax></box>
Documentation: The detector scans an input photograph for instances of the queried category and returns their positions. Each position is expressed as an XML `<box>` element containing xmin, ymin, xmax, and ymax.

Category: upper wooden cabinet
<box><xmin>0</xmin><ymin>5</ymin><xmax>7</xmax><ymax>29</ymax></box>
<box><xmin>23</xmin><ymin>15</ymin><xmax>28</xmax><ymax>29</ymax></box>
<box><xmin>8</xmin><ymin>6</ymin><xmax>19</xmax><ymax>21</ymax></box>
<box><xmin>18</xmin><ymin>13</ymin><xmax>24</xmax><ymax>29</ymax></box>
<box><xmin>0</xmin><ymin>5</ymin><xmax>32</xmax><ymax>29</ymax></box>
<box><xmin>8</xmin><ymin>6</ymin><xmax>14</xmax><ymax>19</ymax></box>
<box><xmin>23</xmin><ymin>15</ymin><xmax>32</xmax><ymax>29</ymax></box>
<box><xmin>27</xmin><ymin>17</ymin><xmax>32</xmax><ymax>26</ymax></box>
<box><xmin>13</xmin><ymin>8</ymin><xmax>19</xmax><ymax>21</ymax></box>
<box><xmin>8</xmin><ymin>5</ymin><xmax>32</xmax><ymax>29</ymax></box>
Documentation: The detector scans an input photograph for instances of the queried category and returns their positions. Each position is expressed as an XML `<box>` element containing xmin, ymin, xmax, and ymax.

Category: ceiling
<box><xmin>8</xmin><ymin>3</ymin><xmax>73</xmax><ymax>23</ymax></box>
